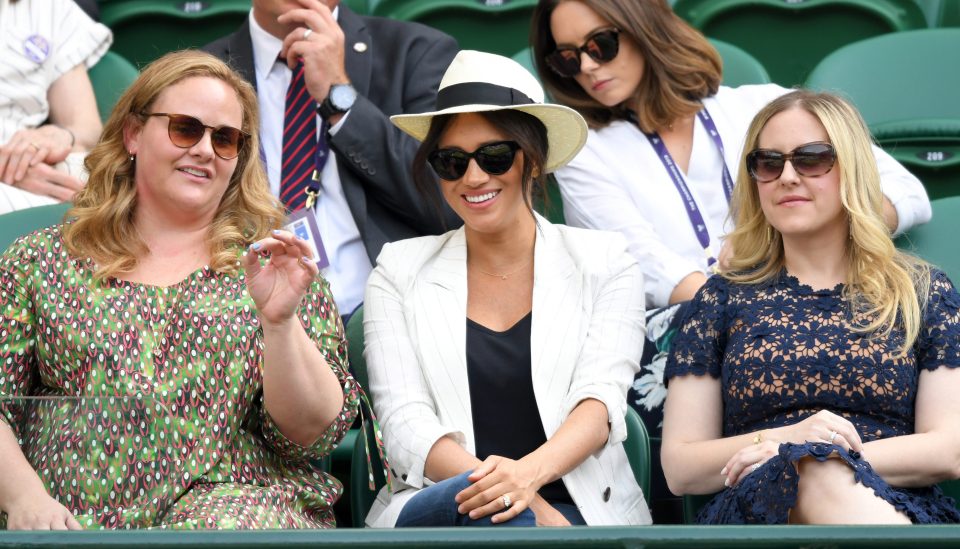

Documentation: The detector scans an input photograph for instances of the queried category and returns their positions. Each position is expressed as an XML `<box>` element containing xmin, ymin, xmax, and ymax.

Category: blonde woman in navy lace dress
<box><xmin>662</xmin><ymin>90</ymin><xmax>960</xmax><ymax>524</ymax></box>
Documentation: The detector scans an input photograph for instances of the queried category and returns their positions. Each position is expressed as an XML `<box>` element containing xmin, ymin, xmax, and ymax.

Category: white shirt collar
<box><xmin>248</xmin><ymin>6</ymin><xmax>339</xmax><ymax>80</ymax></box>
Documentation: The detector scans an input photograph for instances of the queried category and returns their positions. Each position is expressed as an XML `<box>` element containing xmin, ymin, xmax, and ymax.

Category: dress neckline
<box><xmin>778</xmin><ymin>269</ymin><xmax>844</xmax><ymax>297</ymax></box>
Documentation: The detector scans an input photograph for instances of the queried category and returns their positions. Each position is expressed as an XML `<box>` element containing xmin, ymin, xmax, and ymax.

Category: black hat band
<box><xmin>435</xmin><ymin>82</ymin><xmax>535</xmax><ymax>111</ymax></box>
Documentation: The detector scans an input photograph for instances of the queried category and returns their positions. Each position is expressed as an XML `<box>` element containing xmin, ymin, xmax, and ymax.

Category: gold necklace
<box><xmin>472</xmin><ymin>256</ymin><xmax>534</xmax><ymax>280</ymax></box>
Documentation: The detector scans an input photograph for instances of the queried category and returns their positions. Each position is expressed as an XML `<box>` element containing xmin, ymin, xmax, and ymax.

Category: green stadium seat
<box><xmin>896</xmin><ymin>195</ymin><xmax>960</xmax><ymax>282</ymax></box>
<box><xmin>88</xmin><ymin>51</ymin><xmax>139</xmax><ymax>123</ymax></box>
<box><xmin>0</xmin><ymin>203</ymin><xmax>71</xmax><ymax>253</ymax></box>
<box><xmin>708</xmin><ymin>38</ymin><xmax>770</xmax><ymax>87</ymax></box>
<box><xmin>805</xmin><ymin>29</ymin><xmax>960</xmax><ymax>199</ymax></box>
<box><xmin>916</xmin><ymin>0</ymin><xmax>960</xmax><ymax>27</ymax></box>
<box><xmin>372</xmin><ymin>0</ymin><xmax>536</xmax><ymax>57</ymax></box>
<box><xmin>343</xmin><ymin>0</ymin><xmax>372</xmax><ymax>15</ymax></box>
<box><xmin>673</xmin><ymin>0</ymin><xmax>927</xmax><ymax>86</ymax></box>
<box><xmin>101</xmin><ymin>0</ymin><xmax>250</xmax><ymax>68</ymax></box>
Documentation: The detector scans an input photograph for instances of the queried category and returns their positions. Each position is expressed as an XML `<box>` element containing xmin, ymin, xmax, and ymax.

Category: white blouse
<box><xmin>555</xmin><ymin>84</ymin><xmax>932</xmax><ymax>308</ymax></box>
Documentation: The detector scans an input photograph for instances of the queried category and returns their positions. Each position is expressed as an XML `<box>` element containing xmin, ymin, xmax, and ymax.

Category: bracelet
<box><xmin>752</xmin><ymin>431</ymin><xmax>763</xmax><ymax>445</ymax></box>
<box><xmin>53</xmin><ymin>124</ymin><xmax>75</xmax><ymax>148</ymax></box>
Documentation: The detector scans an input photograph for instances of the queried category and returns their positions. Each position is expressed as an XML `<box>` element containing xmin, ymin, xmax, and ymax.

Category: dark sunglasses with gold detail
<box><xmin>142</xmin><ymin>112</ymin><xmax>248</xmax><ymax>160</ymax></box>
<box><xmin>545</xmin><ymin>28</ymin><xmax>621</xmax><ymax>78</ymax></box>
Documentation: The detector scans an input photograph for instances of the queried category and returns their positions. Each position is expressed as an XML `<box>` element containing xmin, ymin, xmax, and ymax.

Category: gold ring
<box><xmin>28</xmin><ymin>142</ymin><xmax>39</xmax><ymax>151</ymax></box>
<box><xmin>297</xmin><ymin>256</ymin><xmax>312</xmax><ymax>269</ymax></box>
<box><xmin>303</xmin><ymin>28</ymin><xmax>313</xmax><ymax>40</ymax></box>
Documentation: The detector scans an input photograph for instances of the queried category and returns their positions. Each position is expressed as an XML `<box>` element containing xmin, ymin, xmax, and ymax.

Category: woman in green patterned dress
<box><xmin>0</xmin><ymin>50</ymin><xmax>359</xmax><ymax>529</ymax></box>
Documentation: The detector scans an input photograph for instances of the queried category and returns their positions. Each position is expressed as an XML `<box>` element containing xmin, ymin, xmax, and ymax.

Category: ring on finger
<box><xmin>28</xmin><ymin>142</ymin><xmax>39</xmax><ymax>151</ymax></box>
<box><xmin>297</xmin><ymin>256</ymin><xmax>312</xmax><ymax>269</ymax></box>
<box><xmin>303</xmin><ymin>28</ymin><xmax>313</xmax><ymax>40</ymax></box>
<box><xmin>828</xmin><ymin>430</ymin><xmax>838</xmax><ymax>443</ymax></box>
<box><xmin>750</xmin><ymin>462</ymin><xmax>761</xmax><ymax>473</ymax></box>
<box><xmin>501</xmin><ymin>494</ymin><xmax>512</xmax><ymax>509</ymax></box>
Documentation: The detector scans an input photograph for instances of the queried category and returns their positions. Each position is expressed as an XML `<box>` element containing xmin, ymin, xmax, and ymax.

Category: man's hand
<box><xmin>278</xmin><ymin>0</ymin><xmax>350</xmax><ymax>107</ymax></box>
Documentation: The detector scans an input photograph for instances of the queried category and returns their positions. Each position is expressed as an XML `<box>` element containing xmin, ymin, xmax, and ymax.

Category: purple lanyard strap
<box><xmin>629</xmin><ymin>108</ymin><xmax>733</xmax><ymax>266</ymax></box>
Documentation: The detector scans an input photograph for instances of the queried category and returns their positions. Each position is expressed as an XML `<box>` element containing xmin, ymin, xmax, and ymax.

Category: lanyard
<box><xmin>628</xmin><ymin>108</ymin><xmax>733</xmax><ymax>266</ymax></box>
<box><xmin>305</xmin><ymin>119</ymin><xmax>330</xmax><ymax>210</ymax></box>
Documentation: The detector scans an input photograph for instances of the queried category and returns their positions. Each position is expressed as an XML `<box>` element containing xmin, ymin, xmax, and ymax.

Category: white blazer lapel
<box><xmin>413</xmin><ymin>228</ymin><xmax>476</xmax><ymax>453</ymax></box>
<box><xmin>530</xmin><ymin>218</ymin><xmax>586</xmax><ymax>436</ymax></box>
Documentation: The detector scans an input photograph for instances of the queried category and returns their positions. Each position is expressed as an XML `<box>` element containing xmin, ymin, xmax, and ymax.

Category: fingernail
<box><xmin>302</xmin><ymin>256</ymin><xmax>312</xmax><ymax>263</ymax></box>
<box><xmin>720</xmin><ymin>467</ymin><xmax>727</xmax><ymax>475</ymax></box>
<box><xmin>251</xmin><ymin>243</ymin><xmax>261</xmax><ymax>251</ymax></box>
<box><xmin>272</xmin><ymin>229</ymin><xmax>281</xmax><ymax>235</ymax></box>
<box><xmin>469</xmin><ymin>511</ymin><xmax>477</xmax><ymax>519</ymax></box>
<box><xmin>724</xmin><ymin>478</ymin><xmax>730</xmax><ymax>487</ymax></box>
<box><xmin>456</xmin><ymin>505</ymin><xmax>464</xmax><ymax>514</ymax></box>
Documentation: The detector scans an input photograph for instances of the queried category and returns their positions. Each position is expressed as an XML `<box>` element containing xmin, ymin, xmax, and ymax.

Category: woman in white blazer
<box><xmin>363</xmin><ymin>50</ymin><xmax>652</xmax><ymax>527</ymax></box>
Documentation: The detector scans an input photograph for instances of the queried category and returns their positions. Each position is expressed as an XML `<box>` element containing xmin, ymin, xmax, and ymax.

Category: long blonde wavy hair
<box><xmin>64</xmin><ymin>50</ymin><xmax>285</xmax><ymax>279</ymax></box>
<box><xmin>725</xmin><ymin>90</ymin><xmax>929</xmax><ymax>355</ymax></box>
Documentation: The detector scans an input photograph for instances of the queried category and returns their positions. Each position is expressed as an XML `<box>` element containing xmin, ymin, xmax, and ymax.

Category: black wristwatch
<box><xmin>318</xmin><ymin>83</ymin><xmax>358</xmax><ymax>119</ymax></box>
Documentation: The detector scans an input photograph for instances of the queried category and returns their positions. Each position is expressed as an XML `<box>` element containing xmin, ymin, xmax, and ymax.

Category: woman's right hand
<box><xmin>774</xmin><ymin>410</ymin><xmax>864</xmax><ymax>453</ymax></box>
<box><xmin>529</xmin><ymin>496</ymin><xmax>571</xmax><ymax>527</ymax></box>
<box><xmin>5</xmin><ymin>492</ymin><xmax>82</xmax><ymax>530</ymax></box>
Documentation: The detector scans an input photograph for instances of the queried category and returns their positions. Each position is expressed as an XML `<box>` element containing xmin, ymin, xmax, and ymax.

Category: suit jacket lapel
<box><xmin>225</xmin><ymin>20</ymin><xmax>257</xmax><ymax>90</ymax></box>
<box><xmin>416</xmin><ymin>228</ymin><xmax>475</xmax><ymax>452</ymax></box>
<box><xmin>530</xmin><ymin>217</ymin><xmax>584</xmax><ymax>435</ymax></box>
<box><xmin>339</xmin><ymin>7</ymin><xmax>372</xmax><ymax>99</ymax></box>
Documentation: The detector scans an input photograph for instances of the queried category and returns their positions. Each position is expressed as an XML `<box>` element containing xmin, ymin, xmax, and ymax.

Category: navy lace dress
<box><xmin>665</xmin><ymin>269</ymin><xmax>960</xmax><ymax>524</ymax></box>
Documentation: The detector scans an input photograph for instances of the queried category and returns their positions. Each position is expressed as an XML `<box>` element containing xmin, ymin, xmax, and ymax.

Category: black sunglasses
<box><xmin>747</xmin><ymin>142</ymin><xmax>837</xmax><ymax>183</ymax></box>
<box><xmin>142</xmin><ymin>112</ymin><xmax>247</xmax><ymax>160</ymax></box>
<box><xmin>427</xmin><ymin>141</ymin><xmax>521</xmax><ymax>181</ymax></box>
<box><xmin>545</xmin><ymin>28</ymin><xmax>621</xmax><ymax>78</ymax></box>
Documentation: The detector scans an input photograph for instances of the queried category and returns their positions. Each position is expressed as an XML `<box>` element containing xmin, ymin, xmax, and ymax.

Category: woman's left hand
<box><xmin>243</xmin><ymin>229</ymin><xmax>319</xmax><ymax>325</ymax></box>
<box><xmin>454</xmin><ymin>455</ymin><xmax>542</xmax><ymax>523</ymax></box>
<box><xmin>721</xmin><ymin>440</ymin><xmax>781</xmax><ymax>488</ymax></box>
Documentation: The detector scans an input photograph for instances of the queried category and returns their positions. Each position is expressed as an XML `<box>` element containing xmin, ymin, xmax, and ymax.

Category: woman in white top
<box><xmin>363</xmin><ymin>50</ymin><xmax>650</xmax><ymax>527</ymax></box>
<box><xmin>0</xmin><ymin>0</ymin><xmax>111</xmax><ymax>213</ymax></box>
<box><xmin>532</xmin><ymin>0</ymin><xmax>930</xmax><ymax>310</ymax></box>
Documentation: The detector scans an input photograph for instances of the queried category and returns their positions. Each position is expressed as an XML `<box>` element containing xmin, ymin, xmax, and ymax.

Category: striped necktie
<box><xmin>281</xmin><ymin>62</ymin><xmax>328</xmax><ymax>211</ymax></box>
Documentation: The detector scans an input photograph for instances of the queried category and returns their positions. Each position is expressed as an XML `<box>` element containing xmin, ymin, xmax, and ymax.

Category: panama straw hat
<box><xmin>391</xmin><ymin>50</ymin><xmax>588</xmax><ymax>173</ymax></box>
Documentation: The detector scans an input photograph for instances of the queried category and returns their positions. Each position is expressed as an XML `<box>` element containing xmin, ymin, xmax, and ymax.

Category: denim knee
<box><xmin>395</xmin><ymin>471</ymin><xmax>536</xmax><ymax>527</ymax></box>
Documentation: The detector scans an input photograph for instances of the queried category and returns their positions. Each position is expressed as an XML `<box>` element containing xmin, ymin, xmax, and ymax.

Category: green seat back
<box><xmin>88</xmin><ymin>51</ymin><xmax>139</xmax><ymax>123</ymax></box>
<box><xmin>940</xmin><ymin>479</ymin><xmax>960</xmax><ymax>509</ymax></box>
<box><xmin>895</xmin><ymin>195</ymin><xmax>960</xmax><ymax>282</ymax></box>
<box><xmin>806</xmin><ymin>29</ymin><xmax>960</xmax><ymax>199</ymax></box>
<box><xmin>916</xmin><ymin>0</ymin><xmax>960</xmax><ymax>27</ymax></box>
<box><xmin>625</xmin><ymin>407</ymin><xmax>652</xmax><ymax>506</ymax></box>
<box><xmin>346</xmin><ymin>305</ymin><xmax>367</xmax><ymax>390</ymax></box>
<box><xmin>673</xmin><ymin>0</ymin><xmax>927</xmax><ymax>86</ymax></box>
<box><xmin>342</xmin><ymin>0</ymin><xmax>371</xmax><ymax>15</ymax></box>
<box><xmin>708</xmin><ymin>38</ymin><xmax>770</xmax><ymax>87</ymax></box>
<box><xmin>372</xmin><ymin>0</ymin><xmax>536</xmax><ymax>57</ymax></box>
<box><xmin>534</xmin><ymin>176</ymin><xmax>565</xmax><ymax>225</ymax></box>
<box><xmin>0</xmin><ymin>203</ymin><xmax>72</xmax><ymax>253</ymax></box>
<box><xmin>101</xmin><ymin>0</ymin><xmax>250</xmax><ymax>68</ymax></box>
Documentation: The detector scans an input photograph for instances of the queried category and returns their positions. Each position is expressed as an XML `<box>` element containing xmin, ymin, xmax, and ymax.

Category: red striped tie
<box><xmin>280</xmin><ymin>62</ymin><xmax>325</xmax><ymax>211</ymax></box>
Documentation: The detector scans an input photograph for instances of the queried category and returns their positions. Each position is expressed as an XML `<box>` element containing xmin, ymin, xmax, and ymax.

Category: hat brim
<box><xmin>391</xmin><ymin>103</ymin><xmax>588</xmax><ymax>173</ymax></box>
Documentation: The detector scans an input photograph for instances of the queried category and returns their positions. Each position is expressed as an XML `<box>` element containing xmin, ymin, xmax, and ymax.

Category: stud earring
<box><xmin>128</xmin><ymin>151</ymin><xmax>135</xmax><ymax>162</ymax></box>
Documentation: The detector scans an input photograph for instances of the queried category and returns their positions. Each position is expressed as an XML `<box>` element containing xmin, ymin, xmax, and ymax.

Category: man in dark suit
<box><xmin>205</xmin><ymin>0</ymin><xmax>459</xmax><ymax>316</ymax></box>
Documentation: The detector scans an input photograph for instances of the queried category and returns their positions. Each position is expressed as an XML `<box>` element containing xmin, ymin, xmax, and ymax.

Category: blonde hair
<box><xmin>532</xmin><ymin>0</ymin><xmax>722</xmax><ymax>131</ymax></box>
<box><xmin>64</xmin><ymin>50</ymin><xmax>285</xmax><ymax>280</ymax></box>
<box><xmin>726</xmin><ymin>90</ymin><xmax>929</xmax><ymax>355</ymax></box>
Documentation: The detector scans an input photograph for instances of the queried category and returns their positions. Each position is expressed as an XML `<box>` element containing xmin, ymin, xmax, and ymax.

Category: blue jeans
<box><xmin>395</xmin><ymin>471</ymin><xmax>586</xmax><ymax>527</ymax></box>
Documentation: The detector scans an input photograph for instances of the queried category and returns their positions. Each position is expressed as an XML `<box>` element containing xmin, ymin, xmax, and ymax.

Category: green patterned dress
<box><xmin>0</xmin><ymin>225</ymin><xmax>360</xmax><ymax>529</ymax></box>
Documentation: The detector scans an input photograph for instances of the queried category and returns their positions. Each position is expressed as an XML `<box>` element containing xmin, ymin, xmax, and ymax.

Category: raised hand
<box><xmin>277</xmin><ymin>0</ymin><xmax>349</xmax><ymax>105</ymax></box>
<box><xmin>243</xmin><ymin>229</ymin><xmax>319</xmax><ymax>325</ymax></box>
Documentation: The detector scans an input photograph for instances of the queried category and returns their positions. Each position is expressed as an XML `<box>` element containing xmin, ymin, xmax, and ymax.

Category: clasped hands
<box><xmin>0</xmin><ymin>126</ymin><xmax>83</xmax><ymax>200</ymax></box>
<box><xmin>453</xmin><ymin>455</ymin><xmax>570</xmax><ymax>526</ymax></box>
<box><xmin>244</xmin><ymin>230</ymin><xmax>318</xmax><ymax>325</ymax></box>
<box><xmin>721</xmin><ymin>410</ymin><xmax>865</xmax><ymax>488</ymax></box>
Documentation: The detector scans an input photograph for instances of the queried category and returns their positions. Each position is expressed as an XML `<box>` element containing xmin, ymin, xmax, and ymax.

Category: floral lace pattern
<box><xmin>666</xmin><ymin>269</ymin><xmax>960</xmax><ymax>524</ymax></box>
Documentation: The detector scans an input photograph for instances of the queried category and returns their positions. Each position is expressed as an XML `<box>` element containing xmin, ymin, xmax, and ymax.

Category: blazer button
<box><xmin>360</xmin><ymin>161</ymin><xmax>368</xmax><ymax>170</ymax></box>
<box><xmin>367</xmin><ymin>168</ymin><xmax>376</xmax><ymax>176</ymax></box>
<box><xmin>402</xmin><ymin>473</ymin><xmax>408</xmax><ymax>481</ymax></box>
<box><xmin>602</xmin><ymin>486</ymin><xmax>611</xmax><ymax>502</ymax></box>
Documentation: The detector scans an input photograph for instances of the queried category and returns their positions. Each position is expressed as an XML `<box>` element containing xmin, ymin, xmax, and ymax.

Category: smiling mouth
<box><xmin>464</xmin><ymin>191</ymin><xmax>500</xmax><ymax>204</ymax></box>
<box><xmin>178</xmin><ymin>167</ymin><xmax>210</xmax><ymax>179</ymax></box>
